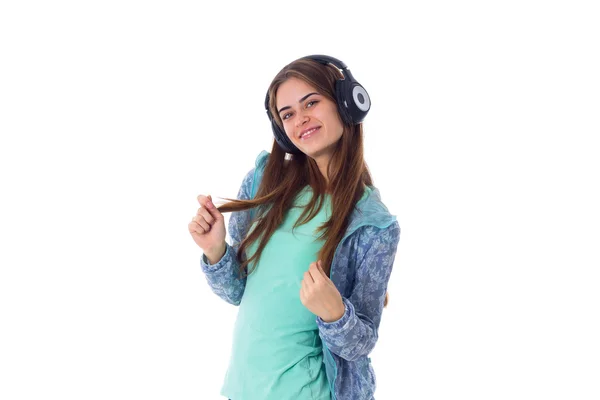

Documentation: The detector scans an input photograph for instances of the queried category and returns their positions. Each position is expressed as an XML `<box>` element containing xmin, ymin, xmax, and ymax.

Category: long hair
<box><xmin>216</xmin><ymin>58</ymin><xmax>389</xmax><ymax>308</ymax></box>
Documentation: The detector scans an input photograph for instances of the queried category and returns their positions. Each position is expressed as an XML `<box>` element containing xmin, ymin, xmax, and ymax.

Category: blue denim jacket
<box><xmin>201</xmin><ymin>150</ymin><xmax>401</xmax><ymax>400</ymax></box>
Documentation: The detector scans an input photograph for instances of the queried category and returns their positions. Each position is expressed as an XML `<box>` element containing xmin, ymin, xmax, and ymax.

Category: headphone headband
<box><xmin>301</xmin><ymin>54</ymin><xmax>347</xmax><ymax>69</ymax></box>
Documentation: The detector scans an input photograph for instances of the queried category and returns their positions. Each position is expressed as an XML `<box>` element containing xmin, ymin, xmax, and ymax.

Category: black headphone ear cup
<box><xmin>349</xmin><ymin>83</ymin><xmax>370</xmax><ymax>123</ymax></box>
<box><xmin>336</xmin><ymin>79</ymin><xmax>371</xmax><ymax>125</ymax></box>
<box><xmin>335</xmin><ymin>79</ymin><xmax>354</xmax><ymax>126</ymax></box>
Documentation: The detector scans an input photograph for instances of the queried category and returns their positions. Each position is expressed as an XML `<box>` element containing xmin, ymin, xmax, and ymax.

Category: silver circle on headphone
<box><xmin>352</xmin><ymin>85</ymin><xmax>370</xmax><ymax>112</ymax></box>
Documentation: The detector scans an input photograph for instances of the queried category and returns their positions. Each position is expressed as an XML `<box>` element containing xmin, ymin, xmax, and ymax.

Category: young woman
<box><xmin>188</xmin><ymin>55</ymin><xmax>401</xmax><ymax>400</ymax></box>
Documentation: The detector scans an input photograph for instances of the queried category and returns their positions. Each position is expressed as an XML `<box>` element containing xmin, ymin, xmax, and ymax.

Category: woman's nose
<box><xmin>295</xmin><ymin>113</ymin><xmax>309</xmax><ymax>127</ymax></box>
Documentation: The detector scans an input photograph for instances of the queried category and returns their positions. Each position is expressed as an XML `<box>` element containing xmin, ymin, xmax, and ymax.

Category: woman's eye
<box><xmin>282</xmin><ymin>100</ymin><xmax>318</xmax><ymax>120</ymax></box>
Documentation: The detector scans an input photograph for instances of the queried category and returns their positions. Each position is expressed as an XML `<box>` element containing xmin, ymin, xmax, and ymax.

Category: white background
<box><xmin>1</xmin><ymin>1</ymin><xmax>599</xmax><ymax>399</ymax></box>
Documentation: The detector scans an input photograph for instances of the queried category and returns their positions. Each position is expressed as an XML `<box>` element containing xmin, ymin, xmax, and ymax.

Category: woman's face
<box><xmin>275</xmin><ymin>77</ymin><xmax>344</xmax><ymax>160</ymax></box>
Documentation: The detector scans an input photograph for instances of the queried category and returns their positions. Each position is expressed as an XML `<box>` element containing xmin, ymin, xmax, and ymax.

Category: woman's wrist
<box><xmin>205</xmin><ymin>242</ymin><xmax>227</xmax><ymax>264</ymax></box>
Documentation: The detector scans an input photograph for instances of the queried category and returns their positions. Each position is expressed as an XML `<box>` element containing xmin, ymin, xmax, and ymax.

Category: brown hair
<box><xmin>216</xmin><ymin>58</ymin><xmax>389</xmax><ymax>308</ymax></box>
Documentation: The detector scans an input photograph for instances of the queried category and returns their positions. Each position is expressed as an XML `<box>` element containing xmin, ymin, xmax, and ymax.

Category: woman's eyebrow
<box><xmin>278</xmin><ymin>92</ymin><xmax>319</xmax><ymax>114</ymax></box>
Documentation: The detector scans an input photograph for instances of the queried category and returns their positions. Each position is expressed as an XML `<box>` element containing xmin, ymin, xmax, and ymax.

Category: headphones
<box><xmin>264</xmin><ymin>55</ymin><xmax>371</xmax><ymax>155</ymax></box>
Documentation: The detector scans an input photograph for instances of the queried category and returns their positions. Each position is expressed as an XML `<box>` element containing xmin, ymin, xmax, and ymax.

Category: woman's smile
<box><xmin>300</xmin><ymin>126</ymin><xmax>321</xmax><ymax>140</ymax></box>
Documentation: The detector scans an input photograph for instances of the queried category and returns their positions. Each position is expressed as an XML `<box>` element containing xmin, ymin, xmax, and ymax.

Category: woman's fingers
<box><xmin>188</xmin><ymin>220</ymin><xmax>205</xmax><ymax>235</ymax></box>
<box><xmin>192</xmin><ymin>215</ymin><xmax>211</xmax><ymax>233</ymax></box>
<box><xmin>196</xmin><ymin>205</ymin><xmax>215</xmax><ymax>224</ymax></box>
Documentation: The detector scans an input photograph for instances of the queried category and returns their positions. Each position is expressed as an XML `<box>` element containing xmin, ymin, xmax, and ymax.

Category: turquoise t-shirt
<box><xmin>220</xmin><ymin>185</ymin><xmax>332</xmax><ymax>400</ymax></box>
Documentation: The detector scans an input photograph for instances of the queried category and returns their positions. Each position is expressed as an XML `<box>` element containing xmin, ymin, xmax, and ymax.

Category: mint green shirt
<box><xmin>220</xmin><ymin>186</ymin><xmax>331</xmax><ymax>400</ymax></box>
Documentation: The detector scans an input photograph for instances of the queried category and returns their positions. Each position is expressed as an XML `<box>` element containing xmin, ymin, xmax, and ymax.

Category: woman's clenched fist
<box><xmin>188</xmin><ymin>194</ymin><xmax>226</xmax><ymax>257</ymax></box>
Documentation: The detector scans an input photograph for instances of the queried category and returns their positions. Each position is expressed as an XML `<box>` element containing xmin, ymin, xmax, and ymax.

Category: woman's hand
<box><xmin>189</xmin><ymin>194</ymin><xmax>226</xmax><ymax>257</ymax></box>
<box><xmin>300</xmin><ymin>260</ymin><xmax>345</xmax><ymax>323</ymax></box>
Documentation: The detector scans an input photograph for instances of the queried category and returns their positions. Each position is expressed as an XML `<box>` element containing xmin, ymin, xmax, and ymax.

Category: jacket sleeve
<box><xmin>315</xmin><ymin>221</ymin><xmax>401</xmax><ymax>361</ymax></box>
<box><xmin>199</xmin><ymin>167</ymin><xmax>256</xmax><ymax>306</ymax></box>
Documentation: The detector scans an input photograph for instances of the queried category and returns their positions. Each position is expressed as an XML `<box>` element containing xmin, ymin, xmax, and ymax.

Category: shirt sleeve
<box><xmin>316</xmin><ymin>221</ymin><xmax>401</xmax><ymax>361</ymax></box>
<box><xmin>199</xmin><ymin>167</ymin><xmax>255</xmax><ymax>306</ymax></box>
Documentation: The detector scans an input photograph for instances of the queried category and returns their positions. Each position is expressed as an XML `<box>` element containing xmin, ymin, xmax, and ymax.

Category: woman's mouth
<box><xmin>300</xmin><ymin>127</ymin><xmax>320</xmax><ymax>140</ymax></box>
